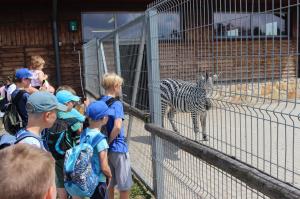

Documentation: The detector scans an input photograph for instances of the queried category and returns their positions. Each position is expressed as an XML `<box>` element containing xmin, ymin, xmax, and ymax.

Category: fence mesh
<box><xmin>83</xmin><ymin>0</ymin><xmax>300</xmax><ymax>198</ymax></box>
<box><xmin>149</xmin><ymin>0</ymin><xmax>300</xmax><ymax>190</ymax></box>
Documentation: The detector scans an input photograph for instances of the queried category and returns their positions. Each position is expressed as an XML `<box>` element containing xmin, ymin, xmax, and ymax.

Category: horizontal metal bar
<box><xmin>84</xmin><ymin>88</ymin><xmax>100</xmax><ymax>100</ymax></box>
<box><xmin>123</xmin><ymin>101</ymin><xmax>150</xmax><ymax>122</ymax></box>
<box><xmin>98</xmin><ymin>15</ymin><xmax>145</xmax><ymax>42</ymax></box>
<box><xmin>144</xmin><ymin>123</ymin><xmax>300</xmax><ymax>199</ymax></box>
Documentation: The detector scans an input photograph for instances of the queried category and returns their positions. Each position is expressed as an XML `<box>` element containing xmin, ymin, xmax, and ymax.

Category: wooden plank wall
<box><xmin>159</xmin><ymin>39</ymin><xmax>298</xmax><ymax>82</ymax></box>
<box><xmin>0</xmin><ymin>7</ymin><xmax>84</xmax><ymax>95</ymax></box>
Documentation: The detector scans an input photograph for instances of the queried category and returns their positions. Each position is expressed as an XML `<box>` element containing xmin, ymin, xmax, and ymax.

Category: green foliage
<box><xmin>130</xmin><ymin>178</ymin><xmax>153</xmax><ymax>199</ymax></box>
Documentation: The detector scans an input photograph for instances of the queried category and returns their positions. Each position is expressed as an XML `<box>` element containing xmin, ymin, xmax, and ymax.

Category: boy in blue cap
<box><xmin>16</xmin><ymin>91</ymin><xmax>67</xmax><ymax>150</ymax></box>
<box><xmin>53</xmin><ymin>89</ymin><xmax>85</xmax><ymax>199</ymax></box>
<box><xmin>84</xmin><ymin>100</ymin><xmax>113</xmax><ymax>199</ymax></box>
<box><xmin>10</xmin><ymin>68</ymin><xmax>33</xmax><ymax>128</ymax></box>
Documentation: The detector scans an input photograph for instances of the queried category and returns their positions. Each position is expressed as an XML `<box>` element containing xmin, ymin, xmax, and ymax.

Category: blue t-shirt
<box><xmin>11</xmin><ymin>89</ymin><xmax>30</xmax><ymax>127</ymax></box>
<box><xmin>84</xmin><ymin>128</ymin><xmax>109</xmax><ymax>182</ymax></box>
<box><xmin>100</xmin><ymin>96</ymin><xmax>128</xmax><ymax>153</ymax></box>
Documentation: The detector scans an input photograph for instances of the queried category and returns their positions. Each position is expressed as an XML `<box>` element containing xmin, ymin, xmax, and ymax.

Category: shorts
<box><xmin>108</xmin><ymin>152</ymin><xmax>133</xmax><ymax>191</ymax></box>
<box><xmin>55</xmin><ymin>159</ymin><xmax>65</xmax><ymax>188</ymax></box>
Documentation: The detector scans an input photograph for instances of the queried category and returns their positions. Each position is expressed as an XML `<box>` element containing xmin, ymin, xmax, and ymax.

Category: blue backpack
<box><xmin>64</xmin><ymin>130</ymin><xmax>105</xmax><ymax>197</ymax></box>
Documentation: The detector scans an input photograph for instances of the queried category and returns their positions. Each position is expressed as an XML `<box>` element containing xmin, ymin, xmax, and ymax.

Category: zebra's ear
<box><xmin>205</xmin><ymin>72</ymin><xmax>209</xmax><ymax>81</ymax></box>
<box><xmin>199</xmin><ymin>72</ymin><xmax>205</xmax><ymax>81</ymax></box>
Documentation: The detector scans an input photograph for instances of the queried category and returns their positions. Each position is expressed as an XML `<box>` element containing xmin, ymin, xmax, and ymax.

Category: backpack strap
<box><xmin>4</xmin><ymin>88</ymin><xmax>7</xmax><ymax>100</ymax></box>
<box><xmin>80</xmin><ymin>129</ymin><xmax>106</xmax><ymax>148</ymax></box>
<box><xmin>91</xmin><ymin>134</ymin><xmax>106</xmax><ymax>148</ymax></box>
<box><xmin>98</xmin><ymin>96</ymin><xmax>120</xmax><ymax>107</ymax></box>
<box><xmin>15</xmin><ymin>129</ymin><xmax>44</xmax><ymax>148</ymax></box>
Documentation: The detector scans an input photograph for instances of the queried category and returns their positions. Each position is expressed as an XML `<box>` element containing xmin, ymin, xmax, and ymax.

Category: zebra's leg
<box><xmin>161</xmin><ymin>100</ymin><xmax>168</xmax><ymax>128</ymax></box>
<box><xmin>200</xmin><ymin>111</ymin><xmax>208</xmax><ymax>141</ymax></box>
<box><xmin>167</xmin><ymin>106</ymin><xmax>179</xmax><ymax>133</ymax></box>
<box><xmin>191</xmin><ymin>111</ymin><xmax>201</xmax><ymax>142</ymax></box>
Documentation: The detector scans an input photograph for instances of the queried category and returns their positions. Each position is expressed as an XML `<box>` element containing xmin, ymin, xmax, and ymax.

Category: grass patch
<box><xmin>130</xmin><ymin>177</ymin><xmax>153</xmax><ymax>199</ymax></box>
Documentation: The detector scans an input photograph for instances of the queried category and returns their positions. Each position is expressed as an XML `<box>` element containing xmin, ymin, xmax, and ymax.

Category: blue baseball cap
<box><xmin>26</xmin><ymin>91</ymin><xmax>68</xmax><ymax>113</ymax></box>
<box><xmin>56</xmin><ymin>90</ymin><xmax>80</xmax><ymax>104</ymax></box>
<box><xmin>15</xmin><ymin>68</ymin><xmax>33</xmax><ymax>79</ymax></box>
<box><xmin>86</xmin><ymin>101</ymin><xmax>115</xmax><ymax>121</ymax></box>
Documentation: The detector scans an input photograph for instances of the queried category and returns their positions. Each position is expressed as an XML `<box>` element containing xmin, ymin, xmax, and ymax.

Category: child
<box><xmin>56</xmin><ymin>85</ymin><xmax>89</xmax><ymax>115</ymax></box>
<box><xmin>100</xmin><ymin>73</ymin><xmax>133</xmax><ymax>199</ymax></box>
<box><xmin>53</xmin><ymin>89</ymin><xmax>85</xmax><ymax>199</ymax></box>
<box><xmin>85</xmin><ymin>100</ymin><xmax>113</xmax><ymax>199</ymax></box>
<box><xmin>30</xmin><ymin>55</ymin><xmax>55</xmax><ymax>93</ymax></box>
<box><xmin>30</xmin><ymin>55</ymin><xmax>48</xmax><ymax>89</ymax></box>
<box><xmin>16</xmin><ymin>91</ymin><xmax>67</xmax><ymax>150</ymax></box>
<box><xmin>10</xmin><ymin>68</ymin><xmax>33</xmax><ymax>128</ymax></box>
<box><xmin>0</xmin><ymin>144</ymin><xmax>56</xmax><ymax>199</ymax></box>
<box><xmin>0</xmin><ymin>76</ymin><xmax>16</xmax><ymax>102</ymax></box>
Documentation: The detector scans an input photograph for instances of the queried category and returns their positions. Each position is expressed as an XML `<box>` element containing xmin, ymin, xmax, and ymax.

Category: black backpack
<box><xmin>2</xmin><ymin>90</ymin><xmax>27</xmax><ymax>135</ymax></box>
<box><xmin>44</xmin><ymin>118</ymin><xmax>80</xmax><ymax>160</ymax></box>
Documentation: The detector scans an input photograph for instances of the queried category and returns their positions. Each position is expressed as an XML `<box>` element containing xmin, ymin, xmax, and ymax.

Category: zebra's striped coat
<box><xmin>160</xmin><ymin>76</ymin><xmax>212</xmax><ymax>141</ymax></box>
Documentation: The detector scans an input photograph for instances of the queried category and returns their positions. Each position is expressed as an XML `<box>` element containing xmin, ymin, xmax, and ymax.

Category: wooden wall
<box><xmin>159</xmin><ymin>39</ymin><xmax>298</xmax><ymax>82</ymax></box>
<box><xmin>0</xmin><ymin>4</ymin><xmax>83</xmax><ymax>94</ymax></box>
<box><xmin>0</xmin><ymin>1</ymin><xmax>149</xmax><ymax>95</ymax></box>
<box><xmin>158</xmin><ymin>2</ymin><xmax>299</xmax><ymax>82</ymax></box>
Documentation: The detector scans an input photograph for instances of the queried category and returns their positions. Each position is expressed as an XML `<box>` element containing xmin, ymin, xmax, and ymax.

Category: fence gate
<box><xmin>83</xmin><ymin>0</ymin><xmax>300</xmax><ymax>198</ymax></box>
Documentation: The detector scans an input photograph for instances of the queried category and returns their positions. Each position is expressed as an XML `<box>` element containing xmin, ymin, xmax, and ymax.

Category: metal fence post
<box><xmin>100</xmin><ymin>42</ymin><xmax>108</xmax><ymax>74</ymax></box>
<box><xmin>146</xmin><ymin>9</ymin><xmax>164</xmax><ymax>198</ymax></box>
<box><xmin>126</xmin><ymin>20</ymin><xmax>146</xmax><ymax>145</ymax></box>
<box><xmin>114</xmin><ymin>32</ymin><xmax>124</xmax><ymax>100</ymax></box>
<box><xmin>114</xmin><ymin>32</ymin><xmax>122</xmax><ymax>77</ymax></box>
<box><xmin>97</xmin><ymin>39</ymin><xmax>106</xmax><ymax>95</ymax></box>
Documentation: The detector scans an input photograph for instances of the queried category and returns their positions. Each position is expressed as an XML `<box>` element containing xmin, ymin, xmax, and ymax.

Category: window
<box><xmin>214</xmin><ymin>12</ymin><xmax>287</xmax><ymax>38</ymax></box>
<box><xmin>158</xmin><ymin>13</ymin><xmax>181</xmax><ymax>40</ymax></box>
<box><xmin>252</xmin><ymin>13</ymin><xmax>287</xmax><ymax>36</ymax></box>
<box><xmin>82</xmin><ymin>12</ymin><xmax>143</xmax><ymax>43</ymax></box>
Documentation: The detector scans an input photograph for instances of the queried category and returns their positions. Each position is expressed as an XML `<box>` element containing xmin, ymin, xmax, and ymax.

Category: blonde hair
<box><xmin>0</xmin><ymin>144</ymin><xmax>55</xmax><ymax>199</ymax></box>
<box><xmin>101</xmin><ymin>73</ymin><xmax>123</xmax><ymax>90</ymax></box>
<box><xmin>31</xmin><ymin>55</ymin><xmax>45</xmax><ymax>69</ymax></box>
<box><xmin>56</xmin><ymin>85</ymin><xmax>77</xmax><ymax>95</ymax></box>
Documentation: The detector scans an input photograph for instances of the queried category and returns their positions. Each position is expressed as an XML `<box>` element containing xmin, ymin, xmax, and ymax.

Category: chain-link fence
<box><xmin>83</xmin><ymin>0</ymin><xmax>300</xmax><ymax>198</ymax></box>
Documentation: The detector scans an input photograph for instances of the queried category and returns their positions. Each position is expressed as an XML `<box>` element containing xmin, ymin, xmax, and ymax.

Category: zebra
<box><xmin>160</xmin><ymin>73</ymin><xmax>215</xmax><ymax>142</ymax></box>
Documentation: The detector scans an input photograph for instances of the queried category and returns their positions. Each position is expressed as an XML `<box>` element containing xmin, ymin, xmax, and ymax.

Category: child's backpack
<box><xmin>2</xmin><ymin>90</ymin><xmax>27</xmax><ymax>135</ymax></box>
<box><xmin>0</xmin><ymin>130</ymin><xmax>44</xmax><ymax>150</ymax></box>
<box><xmin>64</xmin><ymin>130</ymin><xmax>106</xmax><ymax>197</ymax></box>
<box><xmin>45</xmin><ymin>118</ymin><xmax>80</xmax><ymax>160</ymax></box>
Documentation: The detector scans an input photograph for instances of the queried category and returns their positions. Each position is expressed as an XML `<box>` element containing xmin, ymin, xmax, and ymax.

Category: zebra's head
<box><xmin>198</xmin><ymin>72</ymin><xmax>219</xmax><ymax>96</ymax></box>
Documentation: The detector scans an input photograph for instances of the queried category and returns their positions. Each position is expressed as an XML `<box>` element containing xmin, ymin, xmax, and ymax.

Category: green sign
<box><xmin>69</xmin><ymin>20</ymin><xmax>78</xmax><ymax>32</ymax></box>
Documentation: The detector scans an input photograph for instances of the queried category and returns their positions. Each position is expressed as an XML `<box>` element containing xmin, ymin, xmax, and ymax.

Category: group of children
<box><xmin>0</xmin><ymin>55</ymin><xmax>132</xmax><ymax>199</ymax></box>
